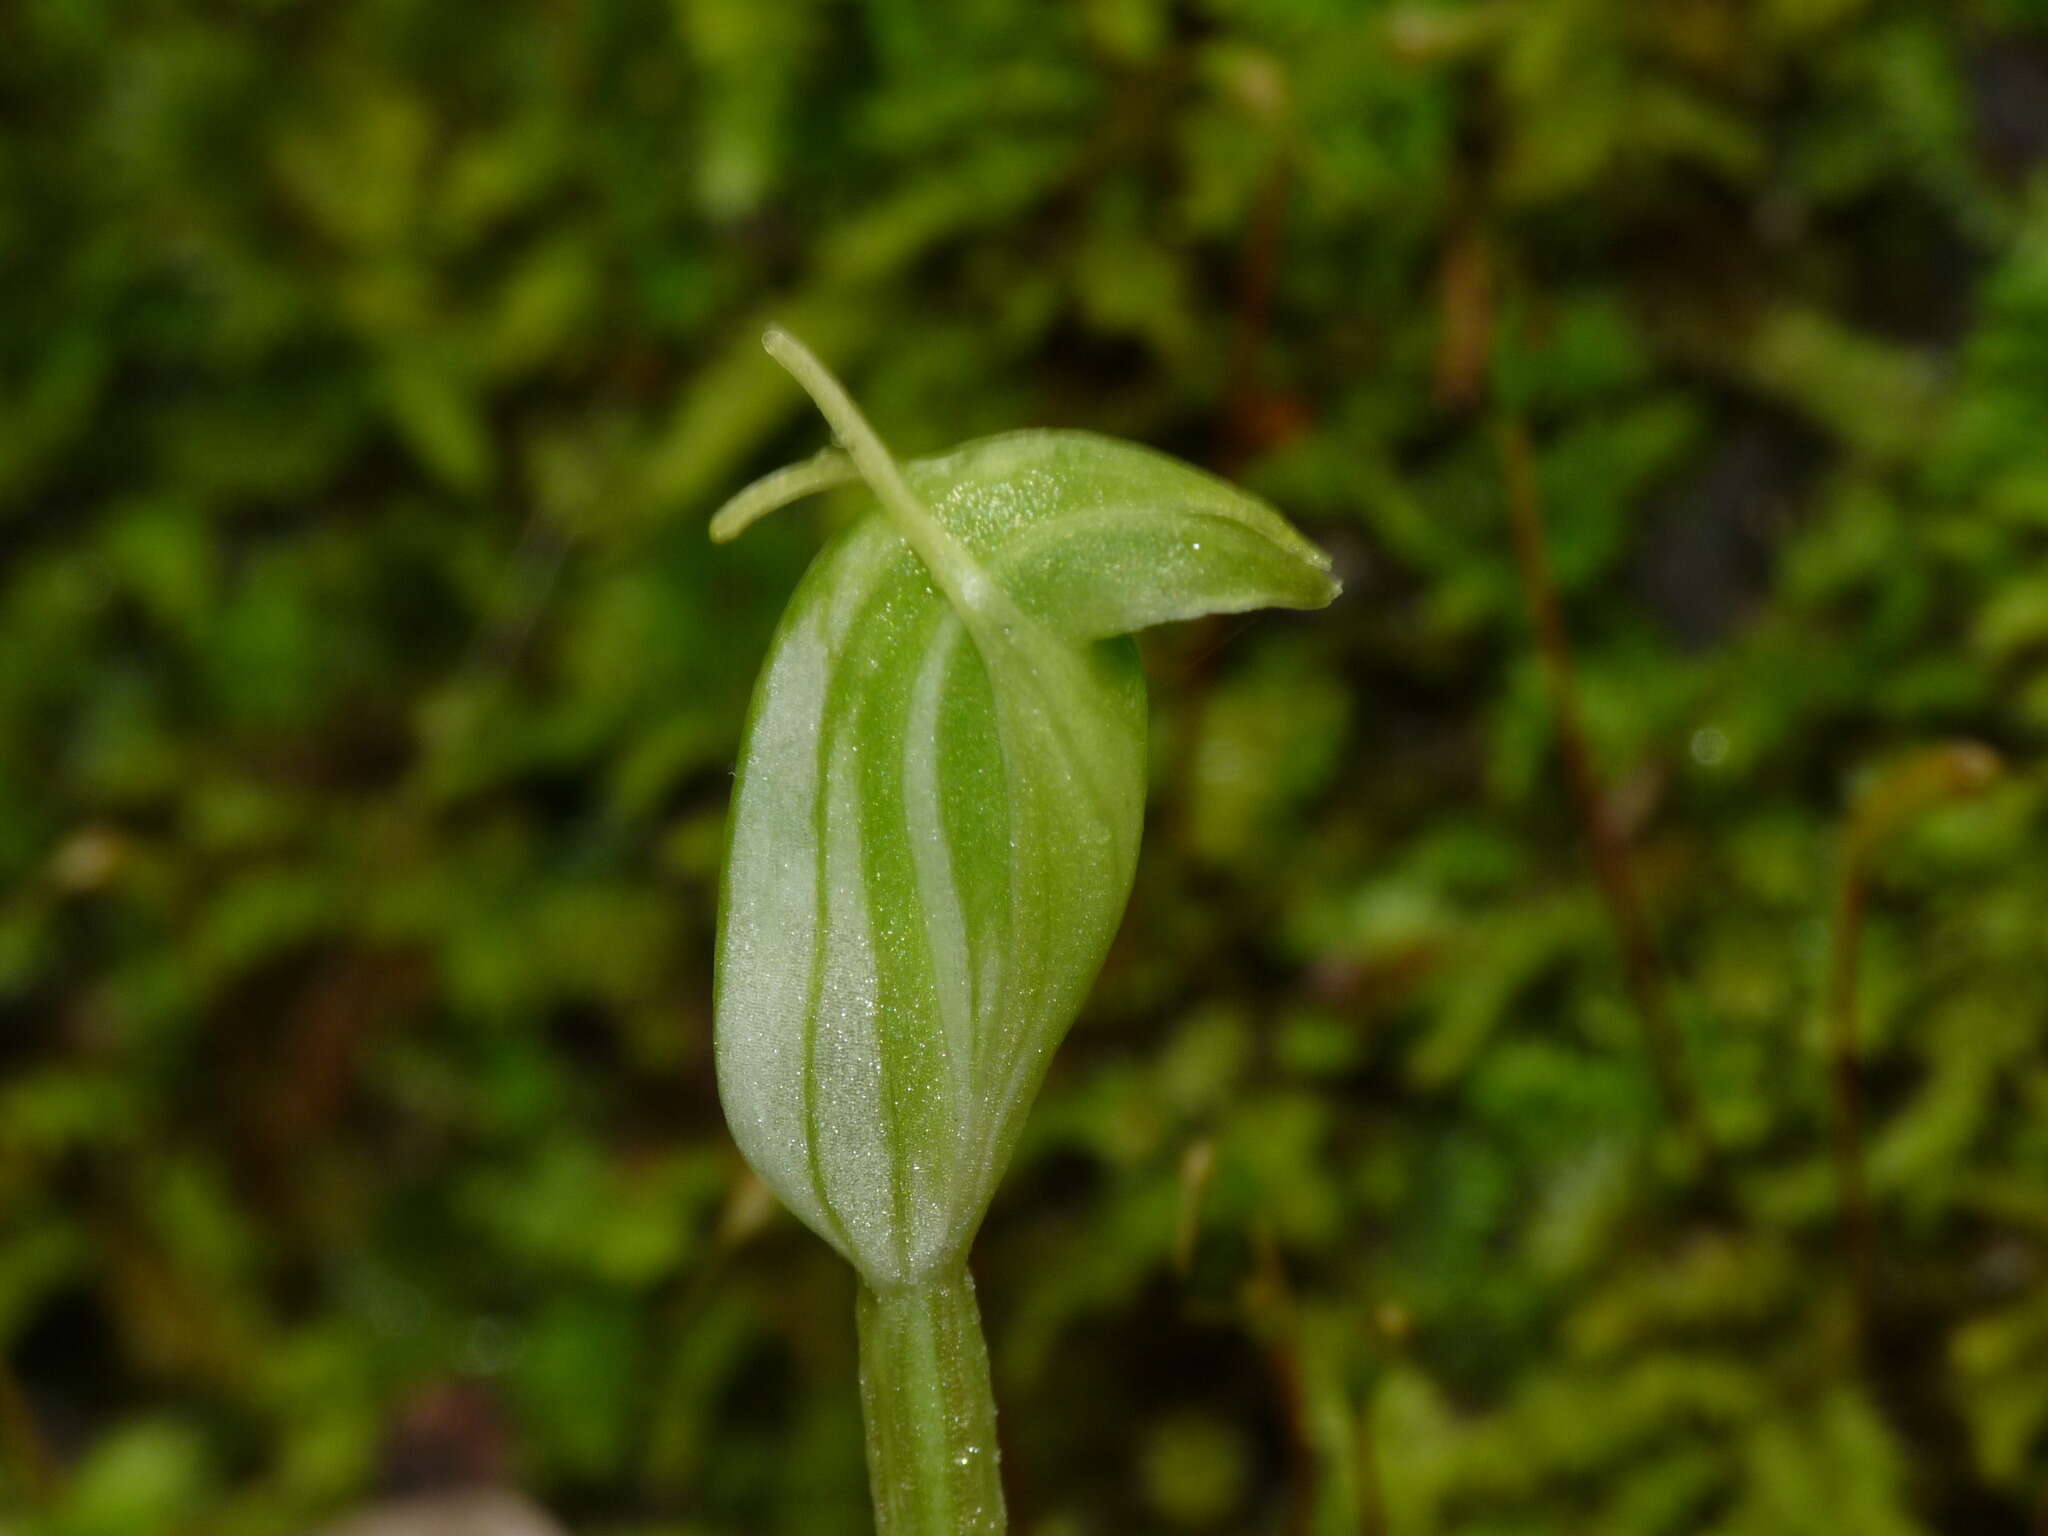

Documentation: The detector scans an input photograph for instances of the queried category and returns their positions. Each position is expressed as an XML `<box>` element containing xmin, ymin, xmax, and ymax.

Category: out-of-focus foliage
<box><xmin>3</xmin><ymin>1</ymin><xmax>2047</xmax><ymax>1532</ymax></box>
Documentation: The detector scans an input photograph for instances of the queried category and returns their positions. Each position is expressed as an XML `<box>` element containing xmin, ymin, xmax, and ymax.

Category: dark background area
<box><xmin>5</xmin><ymin>1</ymin><xmax>2048</xmax><ymax>1531</ymax></box>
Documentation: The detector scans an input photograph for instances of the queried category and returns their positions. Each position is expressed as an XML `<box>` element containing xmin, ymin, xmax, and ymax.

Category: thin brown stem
<box><xmin>1243</xmin><ymin>1227</ymin><xmax>1318</xmax><ymax>1536</ymax></box>
<box><xmin>1222</xmin><ymin>153</ymin><xmax>1293</xmax><ymax>468</ymax></box>
<box><xmin>0</xmin><ymin>1355</ymin><xmax>58</xmax><ymax>1506</ymax></box>
<box><xmin>1357</xmin><ymin>1395</ymin><xmax>1386</xmax><ymax>1536</ymax></box>
<box><xmin>1173</xmin><ymin>1138</ymin><xmax>1217</xmax><ymax>1277</ymax></box>
<box><xmin>1497</xmin><ymin>417</ymin><xmax>1710</xmax><ymax>1170</ymax></box>
<box><xmin>1240</xmin><ymin>1228</ymin><xmax>1375</xmax><ymax>1535</ymax></box>
<box><xmin>1433</xmin><ymin>219</ymin><xmax>1493</xmax><ymax>411</ymax></box>
<box><xmin>1826</xmin><ymin>832</ymin><xmax>1875</xmax><ymax>1332</ymax></box>
<box><xmin>1219</xmin><ymin>59</ymin><xmax>1303</xmax><ymax>478</ymax></box>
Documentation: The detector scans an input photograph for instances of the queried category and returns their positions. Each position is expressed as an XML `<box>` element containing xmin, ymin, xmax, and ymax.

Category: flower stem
<box><xmin>761</xmin><ymin>326</ymin><xmax>995</xmax><ymax>620</ymax></box>
<box><xmin>1497</xmin><ymin>416</ymin><xmax>1712</xmax><ymax>1177</ymax></box>
<box><xmin>856</xmin><ymin>1268</ymin><xmax>1006</xmax><ymax>1535</ymax></box>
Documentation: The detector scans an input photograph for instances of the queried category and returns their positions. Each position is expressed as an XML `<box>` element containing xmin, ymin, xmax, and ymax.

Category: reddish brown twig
<box><xmin>1357</xmin><ymin>1395</ymin><xmax>1387</xmax><ymax>1536</ymax></box>
<box><xmin>1240</xmin><ymin>1227</ymin><xmax>1318</xmax><ymax>1536</ymax></box>
<box><xmin>1433</xmin><ymin>220</ymin><xmax>1494</xmax><ymax>412</ymax></box>
<box><xmin>0</xmin><ymin>1356</ymin><xmax>58</xmax><ymax>1506</ymax></box>
<box><xmin>1497</xmin><ymin>418</ymin><xmax>1711</xmax><ymax>1171</ymax></box>
<box><xmin>1223</xmin><ymin>155</ymin><xmax>1292</xmax><ymax>451</ymax></box>
<box><xmin>1219</xmin><ymin>58</ymin><xmax>1307</xmax><ymax>477</ymax></box>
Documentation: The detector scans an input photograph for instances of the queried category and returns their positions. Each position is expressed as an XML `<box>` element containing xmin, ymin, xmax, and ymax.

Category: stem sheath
<box><xmin>857</xmin><ymin>1269</ymin><xmax>1006</xmax><ymax>1535</ymax></box>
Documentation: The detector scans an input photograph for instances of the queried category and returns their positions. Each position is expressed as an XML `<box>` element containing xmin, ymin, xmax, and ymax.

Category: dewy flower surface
<box><xmin>713</xmin><ymin>332</ymin><xmax>1338</xmax><ymax>1289</ymax></box>
<box><xmin>711</xmin><ymin>329</ymin><xmax>1336</xmax><ymax>1532</ymax></box>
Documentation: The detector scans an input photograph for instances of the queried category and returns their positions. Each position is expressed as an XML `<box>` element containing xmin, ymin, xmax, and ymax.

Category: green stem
<box><xmin>856</xmin><ymin>1268</ymin><xmax>1006</xmax><ymax>1535</ymax></box>
<box><xmin>761</xmin><ymin>327</ymin><xmax>1003</xmax><ymax>625</ymax></box>
<box><xmin>709</xmin><ymin>445</ymin><xmax>858</xmax><ymax>543</ymax></box>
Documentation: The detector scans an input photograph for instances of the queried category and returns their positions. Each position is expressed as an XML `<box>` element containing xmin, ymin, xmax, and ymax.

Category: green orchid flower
<box><xmin>711</xmin><ymin>329</ymin><xmax>1337</xmax><ymax>1533</ymax></box>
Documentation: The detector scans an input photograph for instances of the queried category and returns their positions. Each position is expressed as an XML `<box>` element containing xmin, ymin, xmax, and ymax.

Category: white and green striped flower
<box><xmin>711</xmin><ymin>330</ymin><xmax>1337</xmax><ymax>1533</ymax></box>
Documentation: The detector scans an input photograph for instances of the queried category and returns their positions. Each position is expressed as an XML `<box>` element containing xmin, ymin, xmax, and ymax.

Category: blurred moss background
<box><xmin>6</xmin><ymin>0</ymin><xmax>2048</xmax><ymax>1532</ymax></box>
